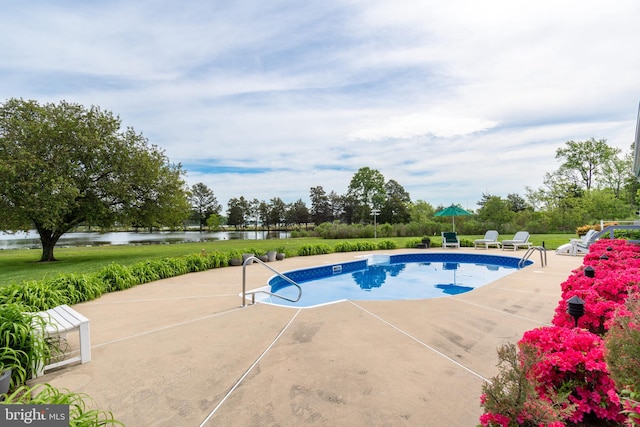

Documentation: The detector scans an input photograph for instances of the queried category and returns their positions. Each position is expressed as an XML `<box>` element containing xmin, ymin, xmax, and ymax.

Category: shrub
<box><xmin>129</xmin><ymin>261</ymin><xmax>161</xmax><ymax>283</ymax></box>
<box><xmin>1</xmin><ymin>383</ymin><xmax>123</xmax><ymax>426</ymax></box>
<box><xmin>297</xmin><ymin>244</ymin><xmax>332</xmax><ymax>256</ymax></box>
<box><xmin>576</xmin><ymin>222</ymin><xmax>619</xmax><ymax>236</ymax></box>
<box><xmin>0</xmin><ymin>303</ymin><xmax>53</xmax><ymax>388</ymax></box>
<box><xmin>479</xmin><ymin>343</ymin><xmax>574</xmax><ymax>427</ymax></box>
<box><xmin>0</xmin><ymin>281</ymin><xmax>68</xmax><ymax>311</ymax></box>
<box><xmin>184</xmin><ymin>253</ymin><xmax>209</xmax><ymax>272</ymax></box>
<box><xmin>162</xmin><ymin>257</ymin><xmax>189</xmax><ymax>277</ymax></box>
<box><xmin>604</xmin><ymin>296</ymin><xmax>640</xmax><ymax>424</ymax></box>
<box><xmin>48</xmin><ymin>274</ymin><xmax>105</xmax><ymax>304</ymax></box>
<box><xmin>97</xmin><ymin>263</ymin><xmax>139</xmax><ymax>292</ymax></box>
<box><xmin>376</xmin><ymin>240</ymin><xmax>396</xmax><ymax>250</ymax></box>
<box><xmin>551</xmin><ymin>239</ymin><xmax>640</xmax><ymax>335</ymax></box>
<box><xmin>519</xmin><ymin>326</ymin><xmax>623</xmax><ymax>424</ymax></box>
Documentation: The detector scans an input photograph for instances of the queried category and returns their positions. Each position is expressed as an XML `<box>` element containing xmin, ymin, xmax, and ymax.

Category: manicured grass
<box><xmin>0</xmin><ymin>234</ymin><xmax>573</xmax><ymax>287</ymax></box>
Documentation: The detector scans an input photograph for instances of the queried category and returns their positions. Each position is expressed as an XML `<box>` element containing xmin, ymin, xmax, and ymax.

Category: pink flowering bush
<box><xmin>604</xmin><ymin>297</ymin><xmax>640</xmax><ymax>425</ymax></box>
<box><xmin>552</xmin><ymin>240</ymin><xmax>640</xmax><ymax>335</ymax></box>
<box><xmin>479</xmin><ymin>343</ymin><xmax>576</xmax><ymax>427</ymax></box>
<box><xmin>520</xmin><ymin>326</ymin><xmax>624</xmax><ymax>424</ymax></box>
<box><xmin>480</xmin><ymin>239</ymin><xmax>640</xmax><ymax>426</ymax></box>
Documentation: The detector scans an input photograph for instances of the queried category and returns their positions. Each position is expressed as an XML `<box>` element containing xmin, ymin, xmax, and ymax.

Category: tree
<box><xmin>409</xmin><ymin>200</ymin><xmax>435</xmax><ymax>223</ymax></box>
<box><xmin>346</xmin><ymin>167</ymin><xmax>386</xmax><ymax>223</ymax></box>
<box><xmin>476</xmin><ymin>195</ymin><xmax>513</xmax><ymax>231</ymax></box>
<box><xmin>287</xmin><ymin>198</ymin><xmax>310</xmax><ymax>227</ymax></box>
<box><xmin>556</xmin><ymin>138</ymin><xmax>617</xmax><ymax>191</ymax></box>
<box><xmin>381</xmin><ymin>179</ymin><xmax>411</xmax><ymax>224</ymax></box>
<box><xmin>309</xmin><ymin>186</ymin><xmax>332</xmax><ymax>225</ymax></box>
<box><xmin>268</xmin><ymin>197</ymin><xmax>286</xmax><ymax>228</ymax></box>
<box><xmin>258</xmin><ymin>201</ymin><xmax>271</xmax><ymax>231</ymax></box>
<box><xmin>226</xmin><ymin>197</ymin><xmax>249</xmax><ymax>229</ymax></box>
<box><xmin>248</xmin><ymin>198</ymin><xmax>260</xmax><ymax>230</ymax></box>
<box><xmin>328</xmin><ymin>191</ymin><xmax>343</xmax><ymax>223</ymax></box>
<box><xmin>476</xmin><ymin>193</ymin><xmax>495</xmax><ymax>208</ymax></box>
<box><xmin>128</xmin><ymin>162</ymin><xmax>191</xmax><ymax>232</ymax></box>
<box><xmin>0</xmin><ymin>98</ymin><xmax>189</xmax><ymax>262</ymax></box>
<box><xmin>506</xmin><ymin>193</ymin><xmax>528</xmax><ymax>213</ymax></box>
<box><xmin>189</xmin><ymin>182</ymin><xmax>220</xmax><ymax>231</ymax></box>
<box><xmin>599</xmin><ymin>150</ymin><xmax>632</xmax><ymax>198</ymax></box>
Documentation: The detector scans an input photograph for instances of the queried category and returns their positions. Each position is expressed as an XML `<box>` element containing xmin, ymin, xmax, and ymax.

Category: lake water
<box><xmin>0</xmin><ymin>230</ymin><xmax>290</xmax><ymax>250</ymax></box>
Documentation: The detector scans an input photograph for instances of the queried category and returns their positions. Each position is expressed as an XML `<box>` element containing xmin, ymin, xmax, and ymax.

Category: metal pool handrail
<box><xmin>519</xmin><ymin>246</ymin><xmax>547</xmax><ymax>268</ymax></box>
<box><xmin>241</xmin><ymin>256</ymin><xmax>302</xmax><ymax>307</ymax></box>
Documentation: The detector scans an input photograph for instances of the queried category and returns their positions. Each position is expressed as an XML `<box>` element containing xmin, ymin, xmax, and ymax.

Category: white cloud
<box><xmin>1</xmin><ymin>0</ymin><xmax>639</xmax><ymax>210</ymax></box>
<box><xmin>348</xmin><ymin>113</ymin><xmax>498</xmax><ymax>140</ymax></box>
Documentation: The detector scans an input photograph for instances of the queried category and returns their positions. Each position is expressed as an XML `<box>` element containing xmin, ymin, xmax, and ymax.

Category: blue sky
<box><xmin>2</xmin><ymin>0</ymin><xmax>639</xmax><ymax>211</ymax></box>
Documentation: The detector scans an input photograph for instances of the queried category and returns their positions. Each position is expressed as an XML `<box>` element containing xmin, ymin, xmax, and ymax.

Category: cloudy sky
<box><xmin>2</xmin><ymin>0</ymin><xmax>639</xmax><ymax>211</ymax></box>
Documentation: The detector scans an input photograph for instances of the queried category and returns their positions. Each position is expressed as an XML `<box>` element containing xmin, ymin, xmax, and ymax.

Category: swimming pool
<box><xmin>252</xmin><ymin>252</ymin><xmax>533</xmax><ymax>308</ymax></box>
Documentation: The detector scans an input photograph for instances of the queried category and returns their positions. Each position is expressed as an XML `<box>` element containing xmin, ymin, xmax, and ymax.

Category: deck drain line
<box><xmin>199</xmin><ymin>308</ymin><xmax>302</xmax><ymax>426</ymax></box>
<box><xmin>350</xmin><ymin>301</ymin><xmax>491</xmax><ymax>384</ymax></box>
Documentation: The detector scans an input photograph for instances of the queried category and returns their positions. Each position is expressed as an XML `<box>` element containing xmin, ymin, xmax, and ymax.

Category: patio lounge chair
<box><xmin>555</xmin><ymin>229</ymin><xmax>598</xmax><ymax>256</ymax></box>
<box><xmin>473</xmin><ymin>230</ymin><xmax>501</xmax><ymax>249</ymax></box>
<box><xmin>441</xmin><ymin>232</ymin><xmax>460</xmax><ymax>248</ymax></box>
<box><xmin>501</xmin><ymin>231</ymin><xmax>532</xmax><ymax>251</ymax></box>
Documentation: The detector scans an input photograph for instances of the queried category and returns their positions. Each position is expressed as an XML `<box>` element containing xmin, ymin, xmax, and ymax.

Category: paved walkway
<box><xmin>33</xmin><ymin>248</ymin><xmax>584</xmax><ymax>426</ymax></box>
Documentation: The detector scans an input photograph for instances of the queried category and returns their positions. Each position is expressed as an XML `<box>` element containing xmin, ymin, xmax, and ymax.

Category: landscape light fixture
<box><xmin>567</xmin><ymin>295</ymin><xmax>586</xmax><ymax>328</ymax></box>
<box><xmin>584</xmin><ymin>266</ymin><xmax>595</xmax><ymax>278</ymax></box>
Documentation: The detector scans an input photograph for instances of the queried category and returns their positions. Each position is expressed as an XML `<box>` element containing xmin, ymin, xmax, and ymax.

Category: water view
<box><xmin>0</xmin><ymin>230</ymin><xmax>290</xmax><ymax>250</ymax></box>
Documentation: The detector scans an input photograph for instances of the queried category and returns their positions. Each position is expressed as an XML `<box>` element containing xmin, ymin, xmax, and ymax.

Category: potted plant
<box><xmin>416</xmin><ymin>237</ymin><xmax>431</xmax><ymax>249</ymax></box>
<box><xmin>267</xmin><ymin>250</ymin><xmax>277</xmax><ymax>262</ymax></box>
<box><xmin>227</xmin><ymin>250</ymin><xmax>243</xmax><ymax>266</ymax></box>
<box><xmin>0</xmin><ymin>347</ymin><xmax>28</xmax><ymax>398</ymax></box>
<box><xmin>0</xmin><ymin>369</ymin><xmax>11</xmax><ymax>398</ymax></box>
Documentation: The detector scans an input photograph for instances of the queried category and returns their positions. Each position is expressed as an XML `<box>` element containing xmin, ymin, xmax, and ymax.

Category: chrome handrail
<box><xmin>241</xmin><ymin>256</ymin><xmax>302</xmax><ymax>307</ymax></box>
<box><xmin>519</xmin><ymin>246</ymin><xmax>547</xmax><ymax>268</ymax></box>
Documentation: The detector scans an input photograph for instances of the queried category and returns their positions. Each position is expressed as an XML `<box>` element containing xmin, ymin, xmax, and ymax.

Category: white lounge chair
<box><xmin>501</xmin><ymin>231</ymin><xmax>532</xmax><ymax>251</ymax></box>
<box><xmin>555</xmin><ymin>229</ymin><xmax>598</xmax><ymax>256</ymax></box>
<box><xmin>474</xmin><ymin>230</ymin><xmax>501</xmax><ymax>249</ymax></box>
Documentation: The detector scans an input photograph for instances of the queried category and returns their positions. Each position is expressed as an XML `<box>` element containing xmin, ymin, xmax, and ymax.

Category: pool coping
<box><xmin>32</xmin><ymin>248</ymin><xmax>585</xmax><ymax>426</ymax></box>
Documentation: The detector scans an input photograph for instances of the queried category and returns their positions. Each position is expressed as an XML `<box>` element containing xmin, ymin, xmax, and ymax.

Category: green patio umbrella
<box><xmin>434</xmin><ymin>204</ymin><xmax>472</xmax><ymax>232</ymax></box>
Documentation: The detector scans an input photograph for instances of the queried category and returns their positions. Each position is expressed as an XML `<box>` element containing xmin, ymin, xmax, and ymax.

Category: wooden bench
<box><xmin>33</xmin><ymin>304</ymin><xmax>91</xmax><ymax>377</ymax></box>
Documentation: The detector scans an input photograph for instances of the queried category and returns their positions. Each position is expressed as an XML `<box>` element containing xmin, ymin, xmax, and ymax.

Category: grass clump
<box><xmin>2</xmin><ymin>383</ymin><xmax>123</xmax><ymax>426</ymax></box>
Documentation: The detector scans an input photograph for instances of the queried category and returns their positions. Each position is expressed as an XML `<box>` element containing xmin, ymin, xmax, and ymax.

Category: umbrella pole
<box><xmin>453</xmin><ymin>216</ymin><xmax>455</xmax><ymax>232</ymax></box>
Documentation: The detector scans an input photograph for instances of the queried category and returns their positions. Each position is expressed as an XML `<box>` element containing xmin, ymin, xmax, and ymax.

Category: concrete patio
<box><xmin>33</xmin><ymin>248</ymin><xmax>584</xmax><ymax>426</ymax></box>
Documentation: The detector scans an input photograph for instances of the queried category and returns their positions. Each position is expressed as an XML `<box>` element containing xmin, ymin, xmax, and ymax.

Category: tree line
<box><xmin>1</xmin><ymin>99</ymin><xmax>638</xmax><ymax>261</ymax></box>
<box><xmin>194</xmin><ymin>138</ymin><xmax>639</xmax><ymax>237</ymax></box>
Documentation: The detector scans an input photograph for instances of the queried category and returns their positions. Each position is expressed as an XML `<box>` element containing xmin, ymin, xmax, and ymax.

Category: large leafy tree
<box><xmin>476</xmin><ymin>195</ymin><xmax>513</xmax><ymax>232</ymax></box>
<box><xmin>409</xmin><ymin>200</ymin><xmax>436</xmax><ymax>223</ymax></box>
<box><xmin>556</xmin><ymin>138</ymin><xmax>618</xmax><ymax>191</ymax></box>
<box><xmin>346</xmin><ymin>167</ymin><xmax>386</xmax><ymax>223</ymax></box>
<box><xmin>0</xmin><ymin>98</ymin><xmax>189</xmax><ymax>262</ymax></box>
<box><xmin>381</xmin><ymin>179</ymin><xmax>411</xmax><ymax>224</ymax></box>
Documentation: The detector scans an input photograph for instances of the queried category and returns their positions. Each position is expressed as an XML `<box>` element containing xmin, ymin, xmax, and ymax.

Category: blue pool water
<box><xmin>254</xmin><ymin>252</ymin><xmax>532</xmax><ymax>308</ymax></box>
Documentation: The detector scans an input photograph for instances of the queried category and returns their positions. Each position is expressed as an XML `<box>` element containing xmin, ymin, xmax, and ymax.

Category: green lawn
<box><xmin>0</xmin><ymin>234</ymin><xmax>574</xmax><ymax>287</ymax></box>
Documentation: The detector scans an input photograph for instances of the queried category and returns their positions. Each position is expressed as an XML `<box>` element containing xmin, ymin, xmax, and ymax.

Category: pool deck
<box><xmin>32</xmin><ymin>248</ymin><xmax>584</xmax><ymax>426</ymax></box>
